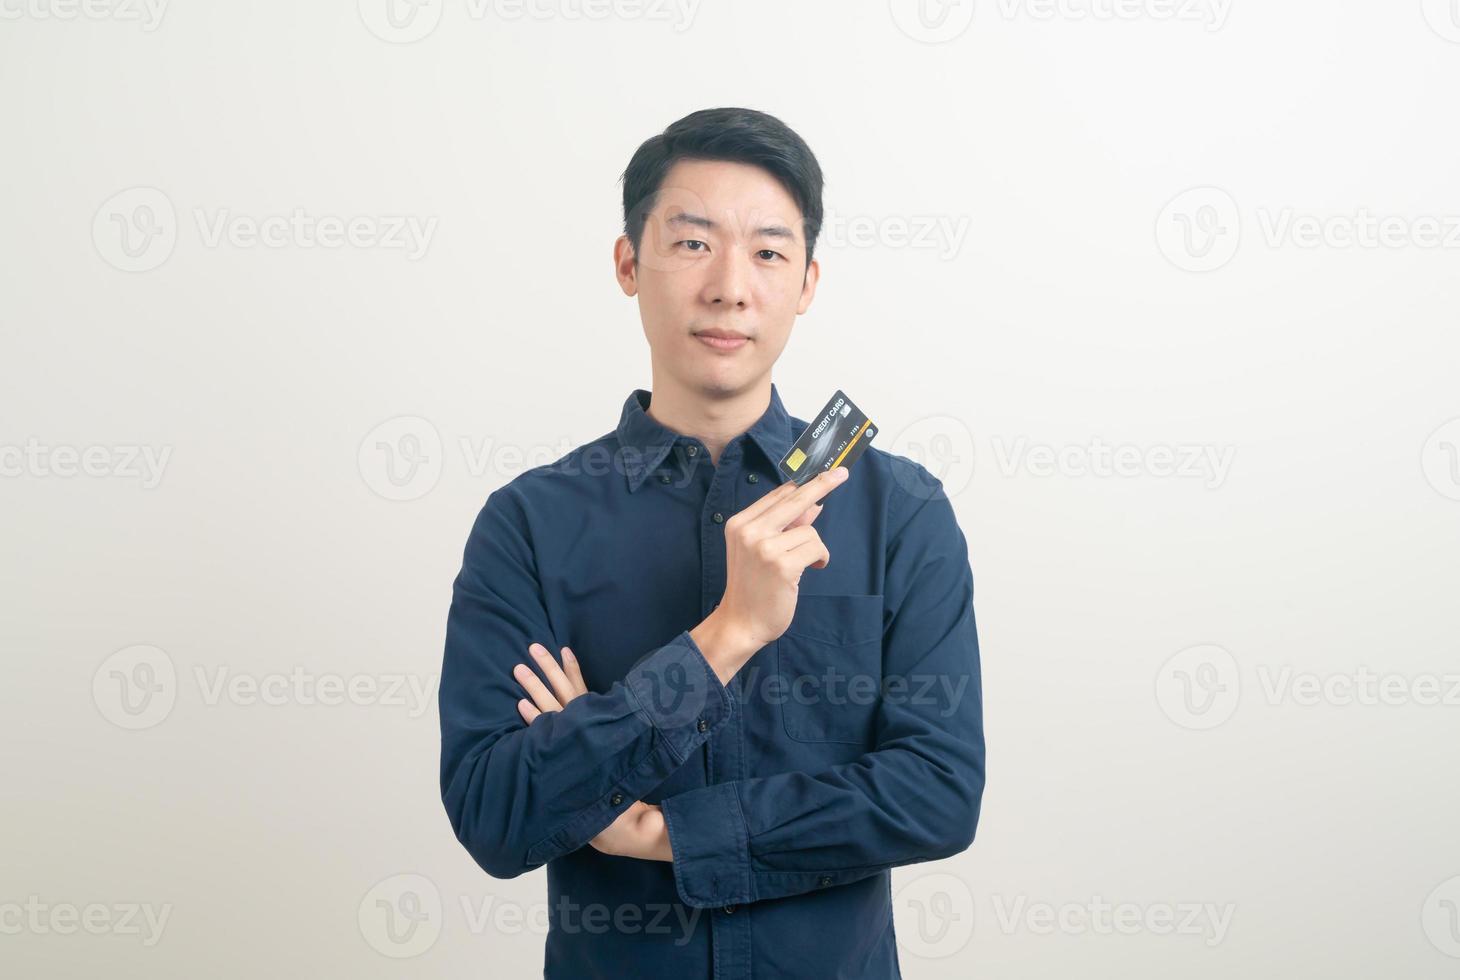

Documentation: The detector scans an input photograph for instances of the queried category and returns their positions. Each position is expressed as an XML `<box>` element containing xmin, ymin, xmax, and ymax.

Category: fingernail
<box><xmin>562</xmin><ymin>647</ymin><xmax>575</xmax><ymax>659</ymax></box>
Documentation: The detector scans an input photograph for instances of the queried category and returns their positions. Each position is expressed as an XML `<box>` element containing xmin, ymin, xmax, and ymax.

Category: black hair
<box><xmin>619</xmin><ymin>107</ymin><xmax>825</xmax><ymax>273</ymax></box>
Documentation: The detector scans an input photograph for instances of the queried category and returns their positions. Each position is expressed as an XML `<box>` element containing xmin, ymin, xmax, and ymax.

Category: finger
<box><xmin>778</xmin><ymin>526</ymin><xmax>831</xmax><ymax>569</ymax></box>
<box><xmin>730</xmin><ymin>475</ymin><xmax>801</xmax><ymax>522</ymax></box>
<box><xmin>783</xmin><ymin>502</ymin><xmax>823</xmax><ymax>530</ymax></box>
<box><xmin>517</xmin><ymin>698</ymin><xmax>542</xmax><ymax>724</ymax></box>
<box><xmin>773</xmin><ymin>524</ymin><xmax>822</xmax><ymax>553</ymax></box>
<box><xmin>512</xmin><ymin>662</ymin><xmax>563</xmax><ymax>713</ymax></box>
<box><xmin>754</xmin><ymin>468</ymin><xmax>849</xmax><ymax>534</ymax></box>
<box><xmin>560</xmin><ymin>646</ymin><xmax>589</xmax><ymax>698</ymax></box>
<box><xmin>529</xmin><ymin>643</ymin><xmax>580</xmax><ymax>705</ymax></box>
<box><xmin>785</xmin><ymin>536</ymin><xmax>832</xmax><ymax>571</ymax></box>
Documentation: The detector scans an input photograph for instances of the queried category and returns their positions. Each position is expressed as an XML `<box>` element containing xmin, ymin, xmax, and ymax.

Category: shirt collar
<box><xmin>616</xmin><ymin>383</ymin><xmax>796</xmax><ymax>492</ymax></box>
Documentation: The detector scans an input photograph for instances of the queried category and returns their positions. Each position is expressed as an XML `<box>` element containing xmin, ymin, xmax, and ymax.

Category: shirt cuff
<box><xmin>660</xmin><ymin>780</ymin><xmax>753</xmax><ymax>908</ymax></box>
<box><xmin>624</xmin><ymin>629</ymin><xmax>733</xmax><ymax>763</ymax></box>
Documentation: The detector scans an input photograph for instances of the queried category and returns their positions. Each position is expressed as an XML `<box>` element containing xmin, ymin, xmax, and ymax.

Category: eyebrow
<box><xmin>665</xmin><ymin>211</ymin><xmax>799</xmax><ymax>242</ymax></box>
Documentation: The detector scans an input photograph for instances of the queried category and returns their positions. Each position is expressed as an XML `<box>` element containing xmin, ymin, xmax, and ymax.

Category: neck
<box><xmin>645</xmin><ymin>372</ymin><xmax>772</xmax><ymax>466</ymax></box>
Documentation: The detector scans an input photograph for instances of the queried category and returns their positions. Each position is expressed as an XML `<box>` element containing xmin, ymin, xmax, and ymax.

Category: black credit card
<box><xmin>777</xmin><ymin>390</ymin><xmax>877</xmax><ymax>485</ymax></box>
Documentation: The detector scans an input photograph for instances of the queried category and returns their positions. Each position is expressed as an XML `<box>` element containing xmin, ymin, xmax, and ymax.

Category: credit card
<box><xmin>777</xmin><ymin>390</ymin><xmax>877</xmax><ymax>485</ymax></box>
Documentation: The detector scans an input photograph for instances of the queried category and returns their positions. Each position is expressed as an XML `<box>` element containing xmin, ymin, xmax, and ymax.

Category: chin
<box><xmin>696</xmin><ymin>366</ymin><xmax>759</xmax><ymax>398</ymax></box>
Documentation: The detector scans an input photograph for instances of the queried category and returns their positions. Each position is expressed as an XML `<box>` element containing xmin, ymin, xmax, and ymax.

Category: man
<box><xmin>440</xmin><ymin>106</ymin><xmax>985</xmax><ymax>979</ymax></box>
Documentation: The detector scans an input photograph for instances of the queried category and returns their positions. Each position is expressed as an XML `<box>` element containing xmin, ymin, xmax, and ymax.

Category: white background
<box><xmin>3</xmin><ymin>0</ymin><xmax>1460</xmax><ymax>976</ymax></box>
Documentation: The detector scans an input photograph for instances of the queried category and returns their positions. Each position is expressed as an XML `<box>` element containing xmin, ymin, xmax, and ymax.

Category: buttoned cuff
<box><xmin>624</xmin><ymin>629</ymin><xmax>733</xmax><ymax>764</ymax></box>
<box><xmin>523</xmin><ymin>632</ymin><xmax>732</xmax><ymax>867</ymax></box>
<box><xmin>661</xmin><ymin>780</ymin><xmax>753</xmax><ymax>908</ymax></box>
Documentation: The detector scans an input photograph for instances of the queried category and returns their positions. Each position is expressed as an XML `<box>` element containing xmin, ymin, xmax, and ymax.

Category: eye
<box><xmin>757</xmin><ymin>249</ymin><xmax>783</xmax><ymax>261</ymax></box>
<box><xmin>677</xmin><ymin>240</ymin><xmax>708</xmax><ymax>252</ymax></box>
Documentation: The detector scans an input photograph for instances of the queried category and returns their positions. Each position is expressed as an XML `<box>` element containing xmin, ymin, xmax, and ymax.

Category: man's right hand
<box><xmin>691</xmin><ymin>466</ymin><xmax>851</xmax><ymax>685</ymax></box>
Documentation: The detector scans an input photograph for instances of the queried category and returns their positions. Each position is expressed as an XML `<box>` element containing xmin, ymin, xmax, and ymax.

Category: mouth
<box><xmin>693</xmin><ymin>329</ymin><xmax>750</xmax><ymax>352</ymax></box>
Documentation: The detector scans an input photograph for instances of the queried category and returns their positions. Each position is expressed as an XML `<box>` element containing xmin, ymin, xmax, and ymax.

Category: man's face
<box><xmin>615</xmin><ymin>158</ymin><xmax>819</xmax><ymax>397</ymax></box>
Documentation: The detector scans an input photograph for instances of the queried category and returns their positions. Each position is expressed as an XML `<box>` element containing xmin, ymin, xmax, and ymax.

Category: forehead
<box><xmin>652</xmin><ymin>158</ymin><xmax>803</xmax><ymax>238</ymax></box>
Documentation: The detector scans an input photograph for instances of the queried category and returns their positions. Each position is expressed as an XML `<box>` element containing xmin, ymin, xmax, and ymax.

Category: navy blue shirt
<box><xmin>440</xmin><ymin>382</ymin><xmax>985</xmax><ymax>979</ymax></box>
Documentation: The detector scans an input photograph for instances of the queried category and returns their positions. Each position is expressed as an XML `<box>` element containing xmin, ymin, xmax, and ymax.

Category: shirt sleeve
<box><xmin>440</xmin><ymin>485</ymin><xmax>733</xmax><ymax>879</ymax></box>
<box><xmin>658</xmin><ymin>469</ymin><xmax>985</xmax><ymax>908</ymax></box>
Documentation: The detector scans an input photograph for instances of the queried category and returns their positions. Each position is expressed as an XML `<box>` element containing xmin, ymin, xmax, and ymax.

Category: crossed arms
<box><xmin>439</xmin><ymin>466</ymin><xmax>985</xmax><ymax>908</ymax></box>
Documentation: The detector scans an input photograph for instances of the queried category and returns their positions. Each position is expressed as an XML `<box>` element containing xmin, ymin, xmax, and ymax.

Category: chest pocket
<box><xmin>777</xmin><ymin>593</ymin><xmax>885</xmax><ymax>744</ymax></box>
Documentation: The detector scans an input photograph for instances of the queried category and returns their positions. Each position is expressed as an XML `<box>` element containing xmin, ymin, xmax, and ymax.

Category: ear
<box><xmin>795</xmin><ymin>257</ymin><xmax>820</xmax><ymax>315</ymax></box>
<box><xmin>613</xmin><ymin>235</ymin><xmax>638</xmax><ymax>297</ymax></box>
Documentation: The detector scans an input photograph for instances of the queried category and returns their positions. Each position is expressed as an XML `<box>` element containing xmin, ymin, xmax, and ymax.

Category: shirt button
<box><xmin>687</xmin><ymin>445</ymin><xmax>698</xmax><ymax>456</ymax></box>
<box><xmin>610</xmin><ymin>792</ymin><xmax>624</xmax><ymax>806</ymax></box>
<box><xmin>659</xmin><ymin>473</ymin><xmax>671</xmax><ymax>484</ymax></box>
<box><xmin>696</xmin><ymin>718</ymin><xmax>708</xmax><ymax>733</ymax></box>
<box><xmin>712</xmin><ymin>512</ymin><xmax>724</xmax><ymax>523</ymax></box>
<box><xmin>818</xmin><ymin>875</ymin><xmax>833</xmax><ymax>887</ymax></box>
<box><xmin>723</xmin><ymin>905</ymin><xmax>737</xmax><ymax>914</ymax></box>
<box><xmin>746</xmin><ymin>473</ymin><xmax>759</xmax><ymax>484</ymax></box>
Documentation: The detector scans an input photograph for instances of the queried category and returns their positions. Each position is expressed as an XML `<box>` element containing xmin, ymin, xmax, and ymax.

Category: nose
<box><xmin>702</xmin><ymin>247</ymin><xmax>751</xmax><ymax>309</ymax></box>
